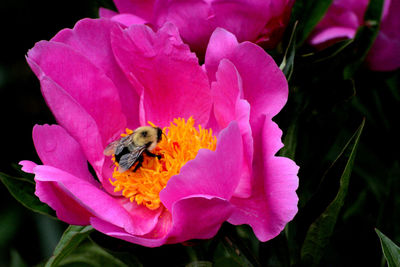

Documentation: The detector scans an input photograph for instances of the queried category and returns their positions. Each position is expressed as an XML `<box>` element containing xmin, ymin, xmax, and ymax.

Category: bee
<box><xmin>104</xmin><ymin>126</ymin><xmax>163</xmax><ymax>173</ymax></box>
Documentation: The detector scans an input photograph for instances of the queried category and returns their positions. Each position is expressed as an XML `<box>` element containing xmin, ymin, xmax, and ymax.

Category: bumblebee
<box><xmin>104</xmin><ymin>126</ymin><xmax>163</xmax><ymax>172</ymax></box>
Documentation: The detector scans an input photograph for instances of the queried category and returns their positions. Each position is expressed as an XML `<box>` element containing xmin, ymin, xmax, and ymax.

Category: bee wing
<box><xmin>118</xmin><ymin>145</ymin><xmax>146</xmax><ymax>172</ymax></box>
<box><xmin>103</xmin><ymin>140</ymin><xmax>120</xmax><ymax>156</ymax></box>
<box><xmin>103</xmin><ymin>135</ymin><xmax>131</xmax><ymax>156</ymax></box>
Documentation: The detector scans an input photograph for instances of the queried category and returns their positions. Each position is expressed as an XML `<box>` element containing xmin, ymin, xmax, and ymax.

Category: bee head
<box><xmin>156</xmin><ymin>127</ymin><xmax>163</xmax><ymax>142</ymax></box>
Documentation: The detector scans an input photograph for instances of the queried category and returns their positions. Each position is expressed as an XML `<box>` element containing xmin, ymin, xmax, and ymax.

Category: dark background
<box><xmin>0</xmin><ymin>1</ymin><xmax>108</xmax><ymax>265</ymax></box>
<box><xmin>0</xmin><ymin>0</ymin><xmax>399</xmax><ymax>266</ymax></box>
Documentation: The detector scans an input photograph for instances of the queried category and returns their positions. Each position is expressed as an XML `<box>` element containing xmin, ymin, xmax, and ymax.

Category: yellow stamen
<box><xmin>110</xmin><ymin>117</ymin><xmax>217</xmax><ymax>210</ymax></box>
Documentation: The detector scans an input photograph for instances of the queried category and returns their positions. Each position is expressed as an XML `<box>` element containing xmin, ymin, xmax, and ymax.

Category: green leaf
<box><xmin>45</xmin><ymin>225</ymin><xmax>94</xmax><ymax>267</ymax></box>
<box><xmin>57</xmin><ymin>239</ymin><xmax>130</xmax><ymax>267</ymax></box>
<box><xmin>10</xmin><ymin>249</ymin><xmax>28</xmax><ymax>267</ymax></box>
<box><xmin>292</xmin><ymin>0</ymin><xmax>333</xmax><ymax>45</ymax></box>
<box><xmin>280</xmin><ymin>21</ymin><xmax>298</xmax><ymax>81</ymax></box>
<box><xmin>0</xmin><ymin>172</ymin><xmax>55</xmax><ymax>217</ymax></box>
<box><xmin>300</xmin><ymin>119</ymin><xmax>365</xmax><ymax>266</ymax></box>
<box><xmin>375</xmin><ymin>229</ymin><xmax>400</xmax><ymax>267</ymax></box>
<box><xmin>343</xmin><ymin>0</ymin><xmax>384</xmax><ymax>79</ymax></box>
<box><xmin>213</xmin><ymin>236</ymin><xmax>257</xmax><ymax>267</ymax></box>
<box><xmin>279</xmin><ymin>122</ymin><xmax>297</xmax><ymax>160</ymax></box>
<box><xmin>186</xmin><ymin>261</ymin><xmax>213</xmax><ymax>267</ymax></box>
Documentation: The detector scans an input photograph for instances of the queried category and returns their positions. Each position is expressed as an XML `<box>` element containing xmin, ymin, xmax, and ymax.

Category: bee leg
<box><xmin>145</xmin><ymin>150</ymin><xmax>162</xmax><ymax>160</ymax></box>
<box><xmin>133</xmin><ymin>155</ymin><xmax>144</xmax><ymax>172</ymax></box>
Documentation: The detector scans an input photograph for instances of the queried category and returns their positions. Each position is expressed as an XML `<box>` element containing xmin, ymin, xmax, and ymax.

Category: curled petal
<box><xmin>206</xmin><ymin>29</ymin><xmax>288</xmax><ymax>121</ymax></box>
<box><xmin>160</xmin><ymin>121</ymin><xmax>242</xmax><ymax>211</ymax></box>
<box><xmin>32</xmin><ymin>165</ymin><xmax>161</xmax><ymax>236</ymax></box>
<box><xmin>91</xmin><ymin>196</ymin><xmax>234</xmax><ymax>247</ymax></box>
<box><xmin>211</xmin><ymin>59</ymin><xmax>253</xmax><ymax>197</ymax></box>
<box><xmin>20</xmin><ymin>160</ymin><xmax>92</xmax><ymax>225</ymax></box>
<box><xmin>228</xmin><ymin>116</ymin><xmax>299</xmax><ymax>241</ymax></box>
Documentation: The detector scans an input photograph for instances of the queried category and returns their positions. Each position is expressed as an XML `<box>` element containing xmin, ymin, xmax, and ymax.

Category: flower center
<box><xmin>110</xmin><ymin>117</ymin><xmax>217</xmax><ymax>210</ymax></box>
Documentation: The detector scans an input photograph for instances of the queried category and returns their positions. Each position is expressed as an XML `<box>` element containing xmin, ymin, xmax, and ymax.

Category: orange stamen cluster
<box><xmin>110</xmin><ymin>117</ymin><xmax>217</xmax><ymax>210</ymax></box>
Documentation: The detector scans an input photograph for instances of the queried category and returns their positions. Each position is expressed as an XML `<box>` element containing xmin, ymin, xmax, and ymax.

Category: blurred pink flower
<box><xmin>309</xmin><ymin>0</ymin><xmax>400</xmax><ymax>71</ymax></box>
<box><xmin>21</xmin><ymin>18</ymin><xmax>298</xmax><ymax>247</ymax></box>
<box><xmin>100</xmin><ymin>0</ymin><xmax>294</xmax><ymax>57</ymax></box>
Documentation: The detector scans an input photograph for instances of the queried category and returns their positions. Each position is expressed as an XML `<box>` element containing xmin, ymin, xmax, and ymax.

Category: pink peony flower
<box><xmin>21</xmin><ymin>18</ymin><xmax>299</xmax><ymax>247</ymax></box>
<box><xmin>309</xmin><ymin>0</ymin><xmax>400</xmax><ymax>71</ymax></box>
<box><xmin>100</xmin><ymin>0</ymin><xmax>294</xmax><ymax>57</ymax></box>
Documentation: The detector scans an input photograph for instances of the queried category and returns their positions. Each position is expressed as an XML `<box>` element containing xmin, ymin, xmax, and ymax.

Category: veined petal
<box><xmin>111</xmin><ymin>22</ymin><xmax>212</xmax><ymax>127</ymax></box>
<box><xmin>27</xmin><ymin>41</ymin><xmax>126</xmax><ymax>144</ymax></box>
<box><xmin>52</xmin><ymin>18</ymin><xmax>140</xmax><ymax>129</ymax></box>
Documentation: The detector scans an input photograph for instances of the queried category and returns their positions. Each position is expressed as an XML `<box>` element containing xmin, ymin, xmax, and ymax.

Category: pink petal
<box><xmin>367</xmin><ymin>0</ymin><xmax>400</xmax><ymax>71</ymax></box>
<box><xmin>20</xmin><ymin>161</ymin><xmax>92</xmax><ymax>225</ymax></box>
<box><xmin>26</xmin><ymin>74</ymin><xmax>112</xmax><ymax>192</ymax></box>
<box><xmin>205</xmin><ymin>28</ymin><xmax>239</xmax><ymax>82</ymax></box>
<box><xmin>32</xmin><ymin>165</ymin><xmax>161</xmax><ymax>236</ymax></box>
<box><xmin>19</xmin><ymin>160</ymin><xmax>37</xmax><ymax>173</ymax></box>
<box><xmin>36</xmin><ymin>181</ymin><xmax>93</xmax><ymax>225</ymax></box>
<box><xmin>205</xmin><ymin>29</ymin><xmax>288</xmax><ymax>121</ymax></box>
<box><xmin>165</xmin><ymin>196</ymin><xmax>234</xmax><ymax>244</ymax></box>
<box><xmin>228</xmin><ymin>116</ymin><xmax>299</xmax><ymax>241</ymax></box>
<box><xmin>27</xmin><ymin>40</ymin><xmax>126</xmax><ymax>145</ymax></box>
<box><xmin>111</xmin><ymin>22</ymin><xmax>212</xmax><ymax>127</ymax></box>
<box><xmin>99</xmin><ymin>7</ymin><xmax>118</xmax><ymax>18</ymax></box>
<box><xmin>91</xmin><ymin>196</ymin><xmax>234</xmax><ymax>247</ymax></box>
<box><xmin>52</xmin><ymin>18</ymin><xmax>140</xmax><ymax>129</ymax></box>
<box><xmin>113</xmin><ymin>0</ymin><xmax>155</xmax><ymax>22</ymax></box>
<box><xmin>309</xmin><ymin>0</ymin><xmax>369</xmax><ymax>46</ymax></box>
<box><xmin>159</xmin><ymin>121</ymin><xmax>243</xmax><ymax>210</ymax></box>
<box><xmin>90</xmin><ymin>215</ymin><xmax>168</xmax><ymax>248</ymax></box>
<box><xmin>309</xmin><ymin>27</ymin><xmax>356</xmax><ymax>46</ymax></box>
<box><xmin>27</xmin><ymin>40</ymin><xmax>127</xmax><ymax>192</ymax></box>
<box><xmin>211</xmin><ymin>59</ymin><xmax>253</xmax><ymax>197</ymax></box>
<box><xmin>153</xmin><ymin>0</ymin><xmax>215</xmax><ymax>58</ymax></box>
<box><xmin>211</xmin><ymin>0</ymin><xmax>272</xmax><ymax>43</ymax></box>
<box><xmin>227</xmin><ymin>42</ymin><xmax>288</xmax><ymax>122</ymax></box>
<box><xmin>32</xmin><ymin>124</ymin><xmax>94</xmax><ymax>184</ymax></box>
<box><xmin>110</xmin><ymin>14</ymin><xmax>148</xmax><ymax>27</ymax></box>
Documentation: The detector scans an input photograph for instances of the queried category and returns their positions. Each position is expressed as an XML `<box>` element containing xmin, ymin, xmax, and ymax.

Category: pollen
<box><xmin>110</xmin><ymin>117</ymin><xmax>217</xmax><ymax>210</ymax></box>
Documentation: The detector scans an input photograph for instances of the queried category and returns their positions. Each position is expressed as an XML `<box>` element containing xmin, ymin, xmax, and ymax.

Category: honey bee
<box><xmin>104</xmin><ymin>126</ymin><xmax>163</xmax><ymax>173</ymax></box>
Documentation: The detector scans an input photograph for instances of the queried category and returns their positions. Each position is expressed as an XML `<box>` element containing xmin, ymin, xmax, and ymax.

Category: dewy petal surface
<box><xmin>111</xmin><ymin>22</ymin><xmax>212</xmax><ymax>127</ymax></box>
<box><xmin>32</xmin><ymin>124</ymin><xmax>94</xmax><ymax>183</ymax></box>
